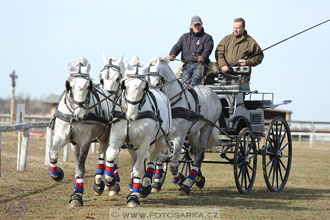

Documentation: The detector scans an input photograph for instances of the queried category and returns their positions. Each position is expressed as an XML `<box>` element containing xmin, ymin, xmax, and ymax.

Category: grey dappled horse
<box><xmin>146</xmin><ymin>57</ymin><xmax>222</xmax><ymax>195</ymax></box>
<box><xmin>103</xmin><ymin>63</ymin><xmax>172</xmax><ymax>207</ymax></box>
<box><xmin>49</xmin><ymin>57</ymin><xmax>113</xmax><ymax>207</ymax></box>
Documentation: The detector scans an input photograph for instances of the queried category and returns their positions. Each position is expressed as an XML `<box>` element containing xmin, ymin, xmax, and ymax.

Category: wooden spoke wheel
<box><xmin>234</xmin><ymin>127</ymin><xmax>257</xmax><ymax>194</ymax></box>
<box><xmin>263</xmin><ymin>116</ymin><xmax>292</xmax><ymax>192</ymax></box>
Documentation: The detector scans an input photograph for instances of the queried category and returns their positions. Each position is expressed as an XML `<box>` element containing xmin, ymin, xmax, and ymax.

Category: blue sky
<box><xmin>0</xmin><ymin>0</ymin><xmax>329</xmax><ymax>121</ymax></box>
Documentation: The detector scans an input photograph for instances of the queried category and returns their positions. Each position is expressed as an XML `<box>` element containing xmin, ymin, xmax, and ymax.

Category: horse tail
<box><xmin>206</xmin><ymin>121</ymin><xmax>221</xmax><ymax>149</ymax></box>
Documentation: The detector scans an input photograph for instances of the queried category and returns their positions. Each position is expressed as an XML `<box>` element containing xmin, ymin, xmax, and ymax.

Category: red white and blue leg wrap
<box><xmin>105</xmin><ymin>161</ymin><xmax>115</xmax><ymax>177</ymax></box>
<box><xmin>188</xmin><ymin>165</ymin><xmax>199</xmax><ymax>180</ymax></box>
<box><xmin>114</xmin><ymin>162</ymin><xmax>120</xmax><ymax>182</ymax></box>
<box><xmin>49</xmin><ymin>161</ymin><xmax>59</xmax><ymax>176</ymax></box>
<box><xmin>130</xmin><ymin>169</ymin><xmax>134</xmax><ymax>189</ymax></box>
<box><xmin>132</xmin><ymin>177</ymin><xmax>141</xmax><ymax>196</ymax></box>
<box><xmin>74</xmin><ymin>177</ymin><xmax>84</xmax><ymax>193</ymax></box>
<box><xmin>96</xmin><ymin>158</ymin><xmax>105</xmax><ymax>175</ymax></box>
<box><xmin>154</xmin><ymin>163</ymin><xmax>163</xmax><ymax>179</ymax></box>
<box><xmin>172</xmin><ymin>172</ymin><xmax>181</xmax><ymax>184</ymax></box>
<box><xmin>144</xmin><ymin>163</ymin><xmax>155</xmax><ymax>179</ymax></box>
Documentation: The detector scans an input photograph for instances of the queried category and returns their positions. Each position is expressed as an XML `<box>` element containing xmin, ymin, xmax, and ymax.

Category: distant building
<box><xmin>264</xmin><ymin>108</ymin><xmax>292</xmax><ymax>123</ymax></box>
<box><xmin>44</xmin><ymin>94</ymin><xmax>61</xmax><ymax>116</ymax></box>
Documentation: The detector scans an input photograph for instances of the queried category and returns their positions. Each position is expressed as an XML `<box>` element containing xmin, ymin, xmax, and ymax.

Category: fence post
<box><xmin>45</xmin><ymin>127</ymin><xmax>52</xmax><ymax>165</ymax></box>
<box><xmin>63</xmin><ymin>144</ymin><xmax>69</xmax><ymax>162</ymax></box>
<box><xmin>19</xmin><ymin>128</ymin><xmax>30</xmax><ymax>171</ymax></box>
<box><xmin>309</xmin><ymin>122</ymin><xmax>315</xmax><ymax>148</ymax></box>
<box><xmin>16</xmin><ymin>131</ymin><xmax>21</xmax><ymax>171</ymax></box>
<box><xmin>91</xmin><ymin>142</ymin><xmax>96</xmax><ymax>153</ymax></box>
<box><xmin>0</xmin><ymin>132</ymin><xmax>2</xmax><ymax>177</ymax></box>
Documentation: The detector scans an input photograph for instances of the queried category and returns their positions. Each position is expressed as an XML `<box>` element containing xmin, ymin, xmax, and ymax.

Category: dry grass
<box><xmin>0</xmin><ymin>132</ymin><xmax>329</xmax><ymax>220</ymax></box>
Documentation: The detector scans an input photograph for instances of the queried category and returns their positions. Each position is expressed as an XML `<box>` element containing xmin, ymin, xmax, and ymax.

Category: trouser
<box><xmin>182</xmin><ymin>63</ymin><xmax>208</xmax><ymax>86</ymax></box>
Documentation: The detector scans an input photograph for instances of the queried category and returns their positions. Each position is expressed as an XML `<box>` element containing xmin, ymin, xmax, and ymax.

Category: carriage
<box><xmin>174</xmin><ymin>65</ymin><xmax>293</xmax><ymax>194</ymax></box>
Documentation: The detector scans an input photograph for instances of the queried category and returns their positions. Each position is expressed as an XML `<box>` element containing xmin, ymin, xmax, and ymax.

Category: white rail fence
<box><xmin>0</xmin><ymin>122</ymin><xmax>97</xmax><ymax>177</ymax></box>
<box><xmin>289</xmin><ymin>120</ymin><xmax>330</xmax><ymax>148</ymax></box>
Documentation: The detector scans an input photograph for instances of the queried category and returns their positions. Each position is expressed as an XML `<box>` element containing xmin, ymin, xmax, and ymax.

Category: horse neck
<box><xmin>160</xmin><ymin>65</ymin><xmax>186</xmax><ymax>104</ymax></box>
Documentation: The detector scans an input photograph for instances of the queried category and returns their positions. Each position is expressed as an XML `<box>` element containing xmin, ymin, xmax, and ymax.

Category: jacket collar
<box><xmin>190</xmin><ymin>27</ymin><xmax>205</xmax><ymax>37</ymax></box>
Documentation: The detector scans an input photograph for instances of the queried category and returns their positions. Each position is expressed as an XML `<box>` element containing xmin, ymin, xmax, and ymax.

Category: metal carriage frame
<box><xmin>172</xmin><ymin>66</ymin><xmax>293</xmax><ymax>194</ymax></box>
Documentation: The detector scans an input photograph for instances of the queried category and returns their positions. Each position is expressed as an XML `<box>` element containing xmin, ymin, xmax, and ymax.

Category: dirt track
<box><xmin>0</xmin><ymin>132</ymin><xmax>329</xmax><ymax>220</ymax></box>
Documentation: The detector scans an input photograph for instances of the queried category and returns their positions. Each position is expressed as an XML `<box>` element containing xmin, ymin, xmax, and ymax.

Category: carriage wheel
<box><xmin>234</xmin><ymin>127</ymin><xmax>257</xmax><ymax>194</ymax></box>
<box><xmin>263</xmin><ymin>116</ymin><xmax>292</xmax><ymax>192</ymax></box>
<box><xmin>178</xmin><ymin>142</ymin><xmax>193</xmax><ymax>178</ymax></box>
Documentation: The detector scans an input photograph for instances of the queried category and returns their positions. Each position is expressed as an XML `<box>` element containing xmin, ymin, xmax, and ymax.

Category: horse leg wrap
<box><xmin>131</xmin><ymin>177</ymin><xmax>141</xmax><ymax>197</ymax></box>
<box><xmin>144</xmin><ymin>162</ymin><xmax>155</xmax><ymax>180</ymax></box>
<box><xmin>152</xmin><ymin>164</ymin><xmax>164</xmax><ymax>190</ymax></box>
<box><xmin>172</xmin><ymin>172</ymin><xmax>185</xmax><ymax>186</ymax></box>
<box><xmin>104</xmin><ymin>160</ymin><xmax>117</xmax><ymax>187</ymax></box>
<box><xmin>188</xmin><ymin>165</ymin><xmax>199</xmax><ymax>181</ymax></box>
<box><xmin>195</xmin><ymin>168</ymin><xmax>205</xmax><ymax>188</ymax></box>
<box><xmin>93</xmin><ymin>180</ymin><xmax>105</xmax><ymax>194</ymax></box>
<box><xmin>49</xmin><ymin>161</ymin><xmax>64</xmax><ymax>181</ymax></box>
<box><xmin>96</xmin><ymin>158</ymin><xmax>105</xmax><ymax>175</ymax></box>
<box><xmin>74</xmin><ymin>177</ymin><xmax>84</xmax><ymax>194</ymax></box>
<box><xmin>154</xmin><ymin>163</ymin><xmax>163</xmax><ymax>181</ymax></box>
<box><xmin>114</xmin><ymin>163</ymin><xmax>120</xmax><ymax>183</ymax></box>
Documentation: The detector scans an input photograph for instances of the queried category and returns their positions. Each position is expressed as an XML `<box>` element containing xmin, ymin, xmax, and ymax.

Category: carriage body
<box><xmin>176</xmin><ymin>65</ymin><xmax>293</xmax><ymax>194</ymax></box>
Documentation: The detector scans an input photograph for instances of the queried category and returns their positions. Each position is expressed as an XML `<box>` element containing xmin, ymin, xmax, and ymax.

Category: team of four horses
<box><xmin>49</xmin><ymin>54</ymin><xmax>222</xmax><ymax>207</ymax></box>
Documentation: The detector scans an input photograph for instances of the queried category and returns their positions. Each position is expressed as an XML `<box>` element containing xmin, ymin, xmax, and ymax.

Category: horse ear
<box><xmin>102</xmin><ymin>51</ymin><xmax>108</xmax><ymax>65</ymax></box>
<box><xmin>68</xmin><ymin>62</ymin><xmax>78</xmax><ymax>73</ymax></box>
<box><xmin>65</xmin><ymin>80</ymin><xmax>71</xmax><ymax>91</ymax></box>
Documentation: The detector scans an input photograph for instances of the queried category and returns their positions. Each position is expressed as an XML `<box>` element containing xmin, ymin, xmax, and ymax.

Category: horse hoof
<box><xmin>105</xmin><ymin>185</ymin><xmax>110</xmax><ymax>191</ymax></box>
<box><xmin>127</xmin><ymin>195</ymin><xmax>140</xmax><ymax>208</ymax></box>
<box><xmin>179</xmin><ymin>184</ymin><xmax>190</xmax><ymax>196</ymax></box>
<box><xmin>50</xmin><ymin>168</ymin><xmax>64</xmax><ymax>182</ymax></box>
<box><xmin>93</xmin><ymin>181</ymin><xmax>105</xmax><ymax>196</ymax></box>
<box><xmin>108</xmin><ymin>183</ymin><xmax>120</xmax><ymax>196</ymax></box>
<box><xmin>151</xmin><ymin>182</ymin><xmax>161</xmax><ymax>193</ymax></box>
<box><xmin>140</xmin><ymin>185</ymin><xmax>151</xmax><ymax>198</ymax></box>
<box><xmin>69</xmin><ymin>193</ymin><xmax>83</xmax><ymax>207</ymax></box>
<box><xmin>195</xmin><ymin>176</ymin><xmax>205</xmax><ymax>189</ymax></box>
<box><xmin>69</xmin><ymin>200</ymin><xmax>82</xmax><ymax>208</ymax></box>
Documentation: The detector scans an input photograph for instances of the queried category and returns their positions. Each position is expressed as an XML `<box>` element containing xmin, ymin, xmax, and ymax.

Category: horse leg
<box><xmin>127</xmin><ymin>149</ymin><xmax>138</xmax><ymax>190</ymax></box>
<box><xmin>169</xmin><ymin>136</ymin><xmax>186</xmax><ymax>187</ymax></box>
<box><xmin>180</xmin><ymin>132</ymin><xmax>204</xmax><ymax>195</ymax></box>
<box><xmin>151</xmin><ymin>145</ymin><xmax>168</xmax><ymax>193</ymax></box>
<box><xmin>140</xmin><ymin>142</ymin><xmax>163</xmax><ymax>198</ymax></box>
<box><xmin>69</xmin><ymin>142</ymin><xmax>90</xmax><ymax>208</ymax></box>
<box><xmin>194</xmin><ymin>127</ymin><xmax>212</xmax><ymax>189</ymax></box>
<box><xmin>49</xmin><ymin>122</ymin><xmax>69</xmax><ymax>181</ymax></box>
<box><xmin>127</xmin><ymin>140</ymin><xmax>149</xmax><ymax>208</ymax></box>
<box><xmin>93</xmin><ymin>140</ymin><xmax>107</xmax><ymax>196</ymax></box>
<box><xmin>104</xmin><ymin>140</ymin><xmax>122</xmax><ymax>193</ymax></box>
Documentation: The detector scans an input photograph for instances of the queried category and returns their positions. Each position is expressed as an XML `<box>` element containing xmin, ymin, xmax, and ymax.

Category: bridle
<box><xmin>100</xmin><ymin>58</ymin><xmax>122</xmax><ymax>93</ymax></box>
<box><xmin>122</xmin><ymin>66</ymin><xmax>149</xmax><ymax>110</ymax></box>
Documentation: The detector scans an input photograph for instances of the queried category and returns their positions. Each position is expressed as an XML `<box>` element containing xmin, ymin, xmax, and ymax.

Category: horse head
<box><xmin>146</xmin><ymin>56</ymin><xmax>176</xmax><ymax>94</ymax></box>
<box><xmin>99</xmin><ymin>52</ymin><xmax>126</xmax><ymax>93</ymax></box>
<box><xmin>66</xmin><ymin>56</ymin><xmax>93</xmax><ymax>117</ymax></box>
<box><xmin>122</xmin><ymin>62</ymin><xmax>149</xmax><ymax>120</ymax></box>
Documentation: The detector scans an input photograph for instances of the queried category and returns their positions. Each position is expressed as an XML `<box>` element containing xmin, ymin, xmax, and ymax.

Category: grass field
<box><xmin>0</xmin><ymin>131</ymin><xmax>329</xmax><ymax>220</ymax></box>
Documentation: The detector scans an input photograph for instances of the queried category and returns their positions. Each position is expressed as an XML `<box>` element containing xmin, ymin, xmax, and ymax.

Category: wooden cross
<box><xmin>9</xmin><ymin>70</ymin><xmax>18</xmax><ymax>87</ymax></box>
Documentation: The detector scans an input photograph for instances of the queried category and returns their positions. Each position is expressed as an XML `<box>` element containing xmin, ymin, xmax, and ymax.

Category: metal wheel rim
<box><xmin>263</xmin><ymin>117</ymin><xmax>292</xmax><ymax>192</ymax></box>
<box><xmin>234</xmin><ymin>128</ymin><xmax>257</xmax><ymax>194</ymax></box>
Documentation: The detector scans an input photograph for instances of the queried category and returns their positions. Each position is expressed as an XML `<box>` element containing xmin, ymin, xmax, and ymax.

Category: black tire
<box><xmin>234</xmin><ymin>127</ymin><xmax>257</xmax><ymax>194</ymax></box>
<box><xmin>263</xmin><ymin>116</ymin><xmax>292</xmax><ymax>192</ymax></box>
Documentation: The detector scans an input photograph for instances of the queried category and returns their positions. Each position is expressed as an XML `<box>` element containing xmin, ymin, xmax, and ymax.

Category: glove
<box><xmin>197</xmin><ymin>56</ymin><xmax>204</xmax><ymax>64</ymax></box>
<box><xmin>169</xmin><ymin>54</ymin><xmax>176</xmax><ymax>61</ymax></box>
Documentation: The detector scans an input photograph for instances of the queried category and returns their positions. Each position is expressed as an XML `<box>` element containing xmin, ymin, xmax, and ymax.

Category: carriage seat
<box><xmin>244</xmin><ymin>100</ymin><xmax>272</xmax><ymax>109</ymax></box>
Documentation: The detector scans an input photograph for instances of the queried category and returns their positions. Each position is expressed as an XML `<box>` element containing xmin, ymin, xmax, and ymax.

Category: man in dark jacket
<box><xmin>215</xmin><ymin>17</ymin><xmax>264</xmax><ymax>82</ymax></box>
<box><xmin>169</xmin><ymin>15</ymin><xmax>214</xmax><ymax>85</ymax></box>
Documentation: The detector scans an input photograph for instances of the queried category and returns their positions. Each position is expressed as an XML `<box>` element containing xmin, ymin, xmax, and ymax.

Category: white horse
<box><xmin>93</xmin><ymin>53</ymin><xmax>147</xmax><ymax>197</ymax></box>
<box><xmin>49</xmin><ymin>56</ymin><xmax>113</xmax><ymax>207</ymax></box>
<box><xmin>145</xmin><ymin>57</ymin><xmax>222</xmax><ymax>195</ymax></box>
<box><xmin>104</xmin><ymin>63</ymin><xmax>172</xmax><ymax>207</ymax></box>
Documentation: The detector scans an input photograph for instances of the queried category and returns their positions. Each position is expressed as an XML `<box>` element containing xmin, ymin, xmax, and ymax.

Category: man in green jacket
<box><xmin>215</xmin><ymin>17</ymin><xmax>264</xmax><ymax>81</ymax></box>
